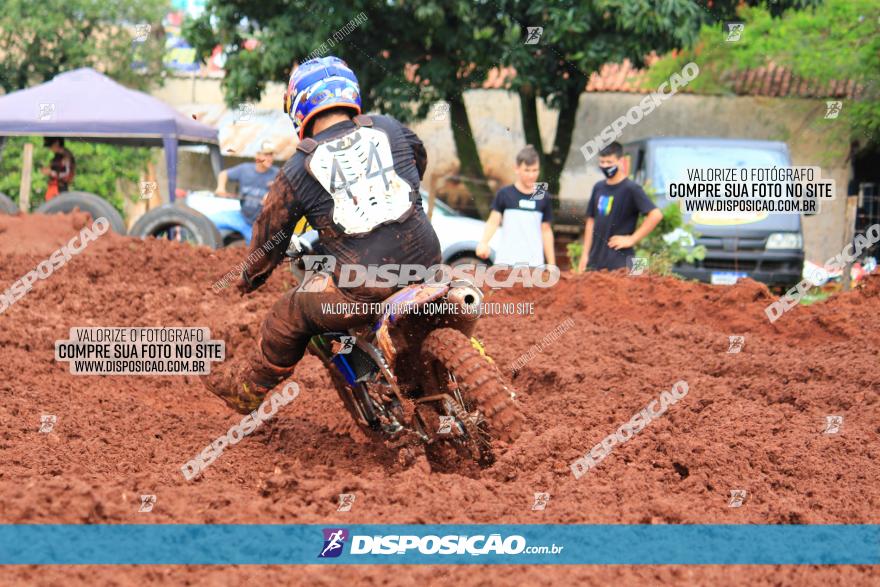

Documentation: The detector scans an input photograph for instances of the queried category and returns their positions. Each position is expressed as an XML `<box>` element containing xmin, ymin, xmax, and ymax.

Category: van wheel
<box><xmin>130</xmin><ymin>204</ymin><xmax>223</xmax><ymax>249</ymax></box>
<box><xmin>35</xmin><ymin>191</ymin><xmax>127</xmax><ymax>233</ymax></box>
<box><xmin>0</xmin><ymin>192</ymin><xmax>17</xmax><ymax>214</ymax></box>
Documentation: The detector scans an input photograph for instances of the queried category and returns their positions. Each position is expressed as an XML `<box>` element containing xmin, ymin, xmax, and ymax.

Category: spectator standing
<box><xmin>476</xmin><ymin>145</ymin><xmax>555</xmax><ymax>267</ymax></box>
<box><xmin>577</xmin><ymin>142</ymin><xmax>663</xmax><ymax>272</ymax></box>
<box><xmin>214</xmin><ymin>141</ymin><xmax>280</xmax><ymax>244</ymax></box>
<box><xmin>40</xmin><ymin>137</ymin><xmax>75</xmax><ymax>201</ymax></box>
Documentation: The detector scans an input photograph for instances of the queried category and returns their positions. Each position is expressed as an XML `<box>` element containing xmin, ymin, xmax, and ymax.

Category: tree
<box><xmin>186</xmin><ymin>0</ymin><xmax>516</xmax><ymax>215</ymax></box>
<box><xmin>184</xmin><ymin>0</ymin><xmax>816</xmax><ymax>216</ymax></box>
<box><xmin>0</xmin><ymin>0</ymin><xmax>168</xmax><ymax>94</ymax></box>
<box><xmin>494</xmin><ymin>0</ymin><xmax>701</xmax><ymax>196</ymax></box>
<box><xmin>494</xmin><ymin>0</ymin><xmax>821</xmax><ymax>196</ymax></box>
<box><xmin>648</xmin><ymin>0</ymin><xmax>879</xmax><ymax>147</ymax></box>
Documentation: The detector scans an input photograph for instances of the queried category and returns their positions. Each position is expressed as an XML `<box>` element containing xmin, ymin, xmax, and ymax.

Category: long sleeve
<box><xmin>400</xmin><ymin>124</ymin><xmax>428</xmax><ymax>180</ymax></box>
<box><xmin>238</xmin><ymin>172</ymin><xmax>303</xmax><ymax>293</ymax></box>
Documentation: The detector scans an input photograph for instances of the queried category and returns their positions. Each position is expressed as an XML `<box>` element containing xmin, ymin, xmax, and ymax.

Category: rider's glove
<box><xmin>237</xmin><ymin>267</ymin><xmax>267</xmax><ymax>295</ymax></box>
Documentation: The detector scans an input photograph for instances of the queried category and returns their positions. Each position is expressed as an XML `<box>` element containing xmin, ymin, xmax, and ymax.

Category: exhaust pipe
<box><xmin>446</xmin><ymin>281</ymin><xmax>483</xmax><ymax>316</ymax></box>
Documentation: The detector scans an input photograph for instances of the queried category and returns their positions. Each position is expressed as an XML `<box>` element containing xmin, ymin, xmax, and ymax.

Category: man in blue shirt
<box><xmin>214</xmin><ymin>141</ymin><xmax>280</xmax><ymax>244</ymax></box>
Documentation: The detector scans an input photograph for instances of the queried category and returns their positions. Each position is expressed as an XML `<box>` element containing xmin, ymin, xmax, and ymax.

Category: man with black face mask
<box><xmin>577</xmin><ymin>142</ymin><xmax>663</xmax><ymax>272</ymax></box>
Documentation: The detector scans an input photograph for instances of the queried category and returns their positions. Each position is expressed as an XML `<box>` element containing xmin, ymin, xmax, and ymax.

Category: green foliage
<box><xmin>567</xmin><ymin>240</ymin><xmax>584</xmax><ymax>271</ymax></box>
<box><xmin>499</xmin><ymin>0</ymin><xmax>704</xmax><ymax>110</ymax></box>
<box><xmin>185</xmin><ymin>0</ymin><xmax>817</xmax><ymax>114</ymax></box>
<box><xmin>648</xmin><ymin>0</ymin><xmax>880</xmax><ymax>145</ymax></box>
<box><xmin>185</xmin><ymin>0</ymin><xmax>424</xmax><ymax>117</ymax></box>
<box><xmin>185</xmin><ymin>0</ymin><xmax>513</xmax><ymax>214</ymax></box>
<box><xmin>0</xmin><ymin>0</ymin><xmax>169</xmax><ymax>94</ymax></box>
<box><xmin>461</xmin><ymin>0</ymin><xmax>708</xmax><ymax>194</ymax></box>
<box><xmin>0</xmin><ymin>138</ymin><xmax>153</xmax><ymax>214</ymax></box>
<box><xmin>635</xmin><ymin>194</ymin><xmax>706</xmax><ymax>276</ymax></box>
<box><xmin>799</xmin><ymin>289</ymin><xmax>833</xmax><ymax>305</ymax></box>
<box><xmin>0</xmin><ymin>0</ymin><xmax>167</xmax><ymax>216</ymax></box>
<box><xmin>184</xmin><ymin>0</ymin><xmax>832</xmax><ymax>208</ymax></box>
<box><xmin>475</xmin><ymin>0</ymin><xmax>810</xmax><ymax>194</ymax></box>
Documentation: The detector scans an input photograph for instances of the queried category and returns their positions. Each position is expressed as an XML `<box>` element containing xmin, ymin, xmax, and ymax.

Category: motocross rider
<box><xmin>202</xmin><ymin>56</ymin><xmax>442</xmax><ymax>413</ymax></box>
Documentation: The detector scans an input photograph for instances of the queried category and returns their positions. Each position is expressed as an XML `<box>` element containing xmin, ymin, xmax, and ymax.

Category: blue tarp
<box><xmin>0</xmin><ymin>67</ymin><xmax>218</xmax><ymax>201</ymax></box>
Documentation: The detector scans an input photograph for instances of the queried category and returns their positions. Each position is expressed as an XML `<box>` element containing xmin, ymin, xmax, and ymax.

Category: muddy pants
<box><xmin>204</xmin><ymin>273</ymin><xmax>390</xmax><ymax>413</ymax></box>
<box><xmin>260</xmin><ymin>273</ymin><xmax>386</xmax><ymax>369</ymax></box>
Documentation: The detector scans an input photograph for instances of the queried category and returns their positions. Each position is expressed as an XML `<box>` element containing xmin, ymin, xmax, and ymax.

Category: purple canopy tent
<box><xmin>0</xmin><ymin>67</ymin><xmax>219</xmax><ymax>202</ymax></box>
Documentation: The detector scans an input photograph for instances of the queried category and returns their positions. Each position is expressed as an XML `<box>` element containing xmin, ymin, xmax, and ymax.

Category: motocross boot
<box><xmin>201</xmin><ymin>339</ymin><xmax>296</xmax><ymax>414</ymax></box>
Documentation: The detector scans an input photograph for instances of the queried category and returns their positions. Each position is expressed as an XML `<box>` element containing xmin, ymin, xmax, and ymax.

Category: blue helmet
<box><xmin>283</xmin><ymin>56</ymin><xmax>362</xmax><ymax>139</ymax></box>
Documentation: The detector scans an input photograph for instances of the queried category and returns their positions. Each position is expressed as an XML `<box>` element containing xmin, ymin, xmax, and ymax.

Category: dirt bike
<box><xmin>285</xmin><ymin>237</ymin><xmax>524</xmax><ymax>466</ymax></box>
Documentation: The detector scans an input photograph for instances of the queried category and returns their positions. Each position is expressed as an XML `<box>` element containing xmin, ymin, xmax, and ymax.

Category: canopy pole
<box><xmin>19</xmin><ymin>143</ymin><xmax>33</xmax><ymax>213</ymax></box>
<box><xmin>163</xmin><ymin>137</ymin><xmax>178</xmax><ymax>203</ymax></box>
<box><xmin>209</xmin><ymin>144</ymin><xmax>222</xmax><ymax>178</ymax></box>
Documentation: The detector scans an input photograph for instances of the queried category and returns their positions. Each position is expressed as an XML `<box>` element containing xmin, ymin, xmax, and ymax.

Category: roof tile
<box><xmin>492</xmin><ymin>58</ymin><xmax>859</xmax><ymax>99</ymax></box>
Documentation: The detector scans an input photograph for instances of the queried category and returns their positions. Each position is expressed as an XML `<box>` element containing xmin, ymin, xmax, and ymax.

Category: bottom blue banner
<box><xmin>0</xmin><ymin>524</ymin><xmax>877</xmax><ymax>565</ymax></box>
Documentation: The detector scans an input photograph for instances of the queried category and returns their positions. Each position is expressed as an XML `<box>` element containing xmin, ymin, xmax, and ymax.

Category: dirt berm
<box><xmin>1</xmin><ymin>212</ymin><xmax>877</xmax><ymax>585</ymax></box>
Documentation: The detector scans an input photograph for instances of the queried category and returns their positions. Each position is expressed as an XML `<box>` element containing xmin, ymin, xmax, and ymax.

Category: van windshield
<box><xmin>652</xmin><ymin>144</ymin><xmax>789</xmax><ymax>194</ymax></box>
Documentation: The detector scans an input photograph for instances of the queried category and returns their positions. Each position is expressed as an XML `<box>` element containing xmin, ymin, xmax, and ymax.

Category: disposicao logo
<box><xmin>316</xmin><ymin>530</ymin><xmax>564</xmax><ymax>558</ymax></box>
<box><xmin>319</xmin><ymin>528</ymin><xmax>349</xmax><ymax>558</ymax></box>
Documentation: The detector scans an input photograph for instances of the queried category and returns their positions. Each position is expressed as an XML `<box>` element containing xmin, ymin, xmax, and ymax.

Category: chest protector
<box><xmin>305</xmin><ymin>116</ymin><xmax>414</xmax><ymax>235</ymax></box>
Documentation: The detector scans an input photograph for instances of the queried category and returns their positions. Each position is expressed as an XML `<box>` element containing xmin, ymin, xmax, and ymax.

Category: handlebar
<box><xmin>284</xmin><ymin>234</ymin><xmax>314</xmax><ymax>259</ymax></box>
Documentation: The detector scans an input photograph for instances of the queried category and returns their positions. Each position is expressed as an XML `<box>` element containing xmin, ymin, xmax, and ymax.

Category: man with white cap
<box><xmin>214</xmin><ymin>141</ymin><xmax>280</xmax><ymax>244</ymax></box>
